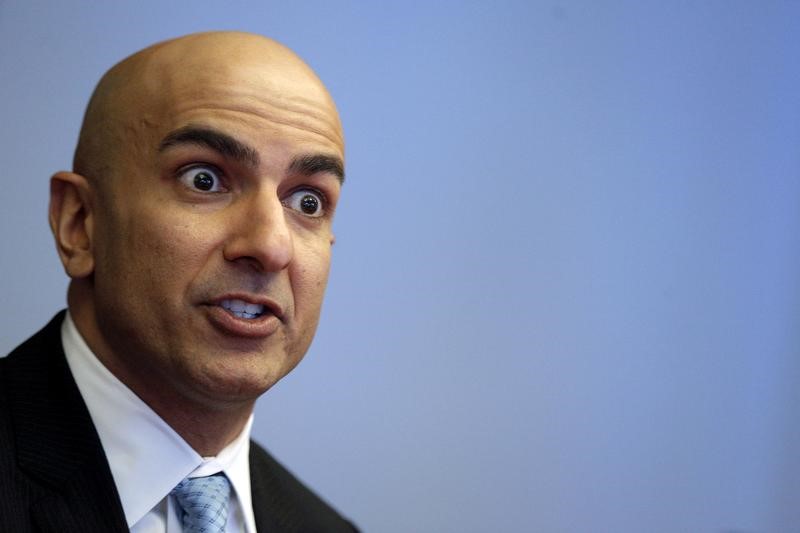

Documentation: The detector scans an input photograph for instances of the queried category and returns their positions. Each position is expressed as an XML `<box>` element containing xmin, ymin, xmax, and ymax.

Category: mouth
<box><xmin>220</xmin><ymin>298</ymin><xmax>267</xmax><ymax>320</ymax></box>
<box><xmin>203</xmin><ymin>295</ymin><xmax>285</xmax><ymax>339</ymax></box>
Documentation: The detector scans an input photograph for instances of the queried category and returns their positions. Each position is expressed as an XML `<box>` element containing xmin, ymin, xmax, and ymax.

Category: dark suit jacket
<box><xmin>0</xmin><ymin>312</ymin><xmax>358</xmax><ymax>532</ymax></box>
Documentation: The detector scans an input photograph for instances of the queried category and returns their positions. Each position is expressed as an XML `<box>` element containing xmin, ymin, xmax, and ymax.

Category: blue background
<box><xmin>1</xmin><ymin>2</ymin><xmax>798</xmax><ymax>531</ymax></box>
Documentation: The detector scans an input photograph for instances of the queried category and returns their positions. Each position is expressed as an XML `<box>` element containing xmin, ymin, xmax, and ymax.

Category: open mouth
<box><xmin>220</xmin><ymin>298</ymin><xmax>266</xmax><ymax>319</ymax></box>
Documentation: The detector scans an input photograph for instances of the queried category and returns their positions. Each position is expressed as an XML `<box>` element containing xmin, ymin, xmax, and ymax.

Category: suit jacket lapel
<box><xmin>5</xmin><ymin>312</ymin><xmax>128</xmax><ymax>532</ymax></box>
<box><xmin>250</xmin><ymin>446</ymin><xmax>288</xmax><ymax>531</ymax></box>
<box><xmin>250</xmin><ymin>443</ymin><xmax>308</xmax><ymax>532</ymax></box>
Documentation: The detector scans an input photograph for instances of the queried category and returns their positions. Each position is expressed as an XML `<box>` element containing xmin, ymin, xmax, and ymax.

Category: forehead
<box><xmin>129</xmin><ymin>41</ymin><xmax>344</xmax><ymax>160</ymax></box>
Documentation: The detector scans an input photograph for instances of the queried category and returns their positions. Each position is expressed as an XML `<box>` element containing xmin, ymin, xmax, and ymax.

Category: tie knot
<box><xmin>171</xmin><ymin>473</ymin><xmax>231</xmax><ymax>533</ymax></box>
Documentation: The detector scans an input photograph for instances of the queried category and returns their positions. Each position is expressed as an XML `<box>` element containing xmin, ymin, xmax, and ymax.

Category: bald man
<box><xmin>0</xmin><ymin>32</ymin><xmax>357</xmax><ymax>532</ymax></box>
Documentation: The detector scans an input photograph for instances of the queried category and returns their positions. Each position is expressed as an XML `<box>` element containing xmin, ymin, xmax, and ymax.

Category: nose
<box><xmin>223</xmin><ymin>190</ymin><xmax>293</xmax><ymax>272</ymax></box>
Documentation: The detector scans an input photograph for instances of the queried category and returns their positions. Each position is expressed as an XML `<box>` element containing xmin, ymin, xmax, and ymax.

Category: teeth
<box><xmin>220</xmin><ymin>299</ymin><xmax>265</xmax><ymax>319</ymax></box>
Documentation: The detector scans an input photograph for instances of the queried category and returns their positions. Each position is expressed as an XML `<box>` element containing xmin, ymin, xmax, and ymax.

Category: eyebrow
<box><xmin>158</xmin><ymin>126</ymin><xmax>260</xmax><ymax>168</ymax></box>
<box><xmin>288</xmin><ymin>154</ymin><xmax>345</xmax><ymax>184</ymax></box>
<box><xmin>158</xmin><ymin>125</ymin><xmax>345</xmax><ymax>184</ymax></box>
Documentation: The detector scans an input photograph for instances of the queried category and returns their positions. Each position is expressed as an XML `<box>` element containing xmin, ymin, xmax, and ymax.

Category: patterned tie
<box><xmin>171</xmin><ymin>473</ymin><xmax>231</xmax><ymax>533</ymax></box>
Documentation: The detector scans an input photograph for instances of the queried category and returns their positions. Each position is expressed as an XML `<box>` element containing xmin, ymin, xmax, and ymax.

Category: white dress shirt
<box><xmin>61</xmin><ymin>312</ymin><xmax>257</xmax><ymax>533</ymax></box>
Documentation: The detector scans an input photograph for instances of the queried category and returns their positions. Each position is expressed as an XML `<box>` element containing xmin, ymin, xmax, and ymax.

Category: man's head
<box><xmin>49</xmin><ymin>32</ymin><xmax>344</xmax><ymax>425</ymax></box>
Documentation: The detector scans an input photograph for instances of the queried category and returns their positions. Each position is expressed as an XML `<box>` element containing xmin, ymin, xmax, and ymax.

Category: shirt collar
<box><xmin>61</xmin><ymin>312</ymin><xmax>256</xmax><ymax>531</ymax></box>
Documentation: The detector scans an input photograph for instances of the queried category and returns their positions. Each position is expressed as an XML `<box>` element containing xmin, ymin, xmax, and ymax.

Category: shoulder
<box><xmin>3</xmin><ymin>311</ymin><xmax>66</xmax><ymax>366</ymax></box>
<box><xmin>249</xmin><ymin>440</ymin><xmax>359</xmax><ymax>532</ymax></box>
<box><xmin>0</xmin><ymin>311</ymin><xmax>127</xmax><ymax>532</ymax></box>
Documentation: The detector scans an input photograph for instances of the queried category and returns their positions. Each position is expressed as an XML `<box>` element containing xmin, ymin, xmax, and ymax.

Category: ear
<box><xmin>49</xmin><ymin>171</ymin><xmax>95</xmax><ymax>279</ymax></box>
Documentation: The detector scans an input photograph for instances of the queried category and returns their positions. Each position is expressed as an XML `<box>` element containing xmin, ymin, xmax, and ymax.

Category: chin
<box><xmin>192</xmin><ymin>362</ymin><xmax>293</xmax><ymax>404</ymax></box>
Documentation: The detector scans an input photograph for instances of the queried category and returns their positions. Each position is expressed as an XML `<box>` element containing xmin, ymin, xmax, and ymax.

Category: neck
<box><xmin>67</xmin><ymin>288</ymin><xmax>256</xmax><ymax>457</ymax></box>
<box><xmin>147</xmin><ymin>398</ymin><xmax>253</xmax><ymax>456</ymax></box>
<box><xmin>96</xmin><ymin>347</ymin><xmax>255</xmax><ymax>456</ymax></box>
<box><xmin>98</xmin><ymin>361</ymin><xmax>256</xmax><ymax>456</ymax></box>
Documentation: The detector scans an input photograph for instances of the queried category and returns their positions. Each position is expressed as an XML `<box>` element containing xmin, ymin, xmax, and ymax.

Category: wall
<box><xmin>1</xmin><ymin>2</ymin><xmax>798</xmax><ymax>531</ymax></box>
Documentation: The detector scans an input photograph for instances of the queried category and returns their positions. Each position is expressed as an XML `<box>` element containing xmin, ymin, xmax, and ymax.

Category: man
<box><xmin>0</xmin><ymin>31</ymin><xmax>357</xmax><ymax>532</ymax></box>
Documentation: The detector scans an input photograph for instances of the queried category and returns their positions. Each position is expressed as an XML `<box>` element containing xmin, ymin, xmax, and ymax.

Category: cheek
<box><xmin>151</xmin><ymin>224</ymin><xmax>209</xmax><ymax>265</ymax></box>
<box><xmin>291</xmin><ymin>242</ymin><xmax>332</xmax><ymax>311</ymax></box>
<box><xmin>102</xmin><ymin>211</ymin><xmax>217</xmax><ymax>297</ymax></box>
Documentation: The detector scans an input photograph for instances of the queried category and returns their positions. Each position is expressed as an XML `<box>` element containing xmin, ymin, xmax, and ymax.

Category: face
<box><xmin>81</xmin><ymin>40</ymin><xmax>344</xmax><ymax>409</ymax></box>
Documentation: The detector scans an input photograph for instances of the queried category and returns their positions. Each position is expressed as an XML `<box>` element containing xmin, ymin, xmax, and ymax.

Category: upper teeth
<box><xmin>221</xmin><ymin>299</ymin><xmax>265</xmax><ymax>318</ymax></box>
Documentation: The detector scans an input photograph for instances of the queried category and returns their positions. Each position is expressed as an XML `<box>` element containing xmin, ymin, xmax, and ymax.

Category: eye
<box><xmin>285</xmin><ymin>189</ymin><xmax>325</xmax><ymax>218</ymax></box>
<box><xmin>177</xmin><ymin>165</ymin><xmax>225</xmax><ymax>192</ymax></box>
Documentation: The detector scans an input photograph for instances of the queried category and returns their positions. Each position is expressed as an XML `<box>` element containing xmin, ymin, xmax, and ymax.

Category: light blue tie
<box><xmin>171</xmin><ymin>473</ymin><xmax>231</xmax><ymax>533</ymax></box>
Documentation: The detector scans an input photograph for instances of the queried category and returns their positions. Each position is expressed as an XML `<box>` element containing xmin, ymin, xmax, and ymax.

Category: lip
<box><xmin>204</xmin><ymin>294</ymin><xmax>285</xmax><ymax>339</ymax></box>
